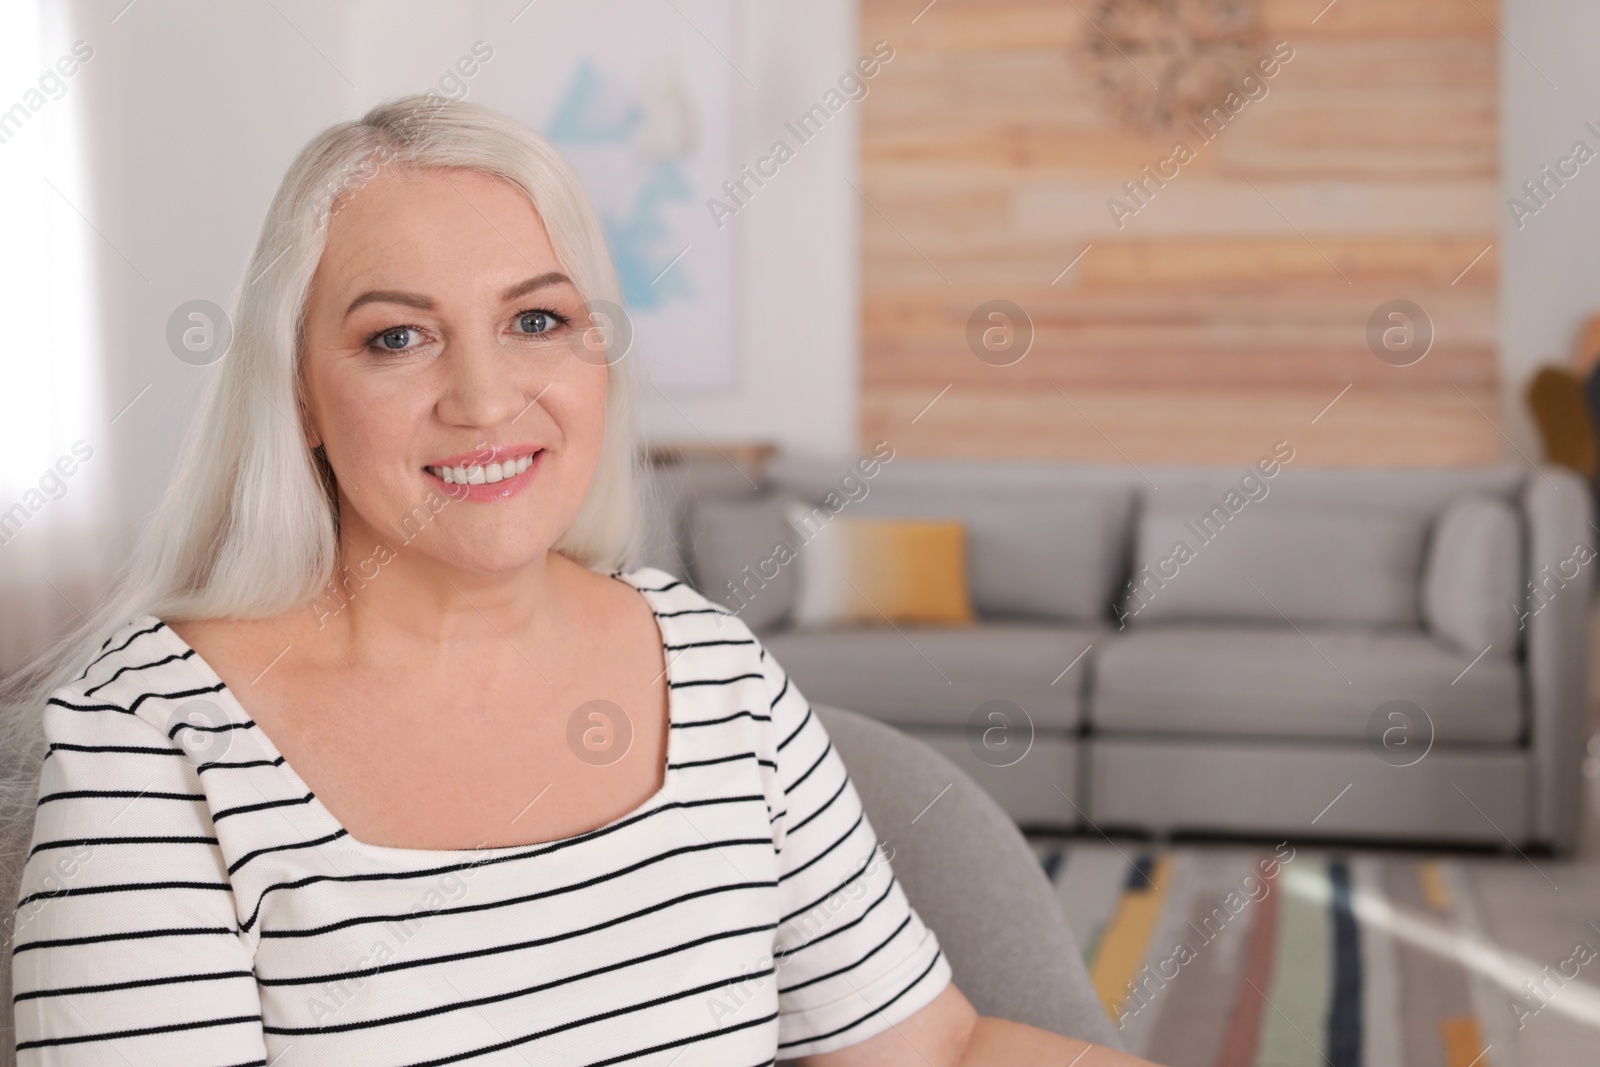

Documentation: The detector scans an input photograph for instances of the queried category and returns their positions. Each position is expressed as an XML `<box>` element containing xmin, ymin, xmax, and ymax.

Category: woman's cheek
<box><xmin>549</xmin><ymin>373</ymin><xmax>608</xmax><ymax>501</ymax></box>
<box><xmin>553</xmin><ymin>361</ymin><xmax>606</xmax><ymax>433</ymax></box>
<box><xmin>325</xmin><ymin>379</ymin><xmax>430</xmax><ymax>508</ymax></box>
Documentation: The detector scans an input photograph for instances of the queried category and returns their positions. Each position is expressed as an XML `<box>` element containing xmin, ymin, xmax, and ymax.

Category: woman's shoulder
<box><xmin>611</xmin><ymin>564</ymin><xmax>745</xmax><ymax>626</ymax></box>
<box><xmin>610</xmin><ymin>563</ymin><xmax>703</xmax><ymax>597</ymax></box>
<box><xmin>46</xmin><ymin>613</ymin><xmax>220</xmax><ymax>741</ymax></box>
<box><xmin>611</xmin><ymin>563</ymin><xmax>775</xmax><ymax>687</ymax></box>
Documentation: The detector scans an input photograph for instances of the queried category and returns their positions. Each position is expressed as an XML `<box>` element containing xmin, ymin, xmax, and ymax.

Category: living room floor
<box><xmin>1021</xmin><ymin>608</ymin><xmax>1600</xmax><ymax>1067</ymax></box>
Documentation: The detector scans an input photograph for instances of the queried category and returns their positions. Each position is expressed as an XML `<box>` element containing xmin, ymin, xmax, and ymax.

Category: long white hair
<box><xmin>0</xmin><ymin>95</ymin><xmax>649</xmax><ymax>824</ymax></box>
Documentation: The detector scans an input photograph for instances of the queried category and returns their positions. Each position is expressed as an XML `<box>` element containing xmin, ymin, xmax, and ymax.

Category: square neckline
<box><xmin>148</xmin><ymin>566</ymin><xmax>681</xmax><ymax>866</ymax></box>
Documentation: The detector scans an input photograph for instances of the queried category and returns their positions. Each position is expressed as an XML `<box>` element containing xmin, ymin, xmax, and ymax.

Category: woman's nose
<box><xmin>434</xmin><ymin>330</ymin><xmax>535</xmax><ymax>429</ymax></box>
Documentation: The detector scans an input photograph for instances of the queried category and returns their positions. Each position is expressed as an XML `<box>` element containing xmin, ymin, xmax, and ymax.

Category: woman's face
<box><xmin>299</xmin><ymin>165</ymin><xmax>609</xmax><ymax>575</ymax></box>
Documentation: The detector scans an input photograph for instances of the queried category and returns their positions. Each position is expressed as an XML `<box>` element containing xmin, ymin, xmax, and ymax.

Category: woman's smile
<box><xmin>424</xmin><ymin>444</ymin><xmax>545</xmax><ymax>501</ymax></box>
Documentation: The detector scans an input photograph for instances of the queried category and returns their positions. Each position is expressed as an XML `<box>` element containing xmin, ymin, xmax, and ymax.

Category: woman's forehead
<box><xmin>313</xmin><ymin>167</ymin><xmax>562</xmax><ymax>308</ymax></box>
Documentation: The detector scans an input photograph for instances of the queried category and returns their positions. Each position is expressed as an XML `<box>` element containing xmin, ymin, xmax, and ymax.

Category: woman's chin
<box><xmin>434</xmin><ymin>538</ymin><xmax>556</xmax><ymax>577</ymax></box>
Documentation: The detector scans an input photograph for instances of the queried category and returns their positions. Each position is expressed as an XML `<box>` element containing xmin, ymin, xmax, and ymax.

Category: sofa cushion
<box><xmin>784</xmin><ymin>507</ymin><xmax>976</xmax><ymax>626</ymax></box>
<box><xmin>1422</xmin><ymin>495</ymin><xmax>1525</xmax><ymax>655</ymax></box>
<box><xmin>777</xmin><ymin>470</ymin><xmax>1139</xmax><ymax>620</ymax></box>
<box><xmin>1092</xmin><ymin>624</ymin><xmax>1522</xmax><ymax>744</ymax></box>
<box><xmin>1124</xmin><ymin>506</ymin><xmax>1429</xmax><ymax>627</ymax></box>
<box><xmin>910</xmin><ymin>729</ymin><xmax>1082</xmax><ymax>828</ymax></box>
<box><xmin>760</xmin><ymin>622</ymin><xmax>1100</xmax><ymax>733</ymax></box>
<box><xmin>685</xmin><ymin>491</ymin><xmax>798</xmax><ymax>633</ymax></box>
<box><xmin>977</xmin><ymin>493</ymin><xmax>1132</xmax><ymax>622</ymax></box>
<box><xmin>1128</xmin><ymin>463</ymin><xmax>1524</xmax><ymax>512</ymax></box>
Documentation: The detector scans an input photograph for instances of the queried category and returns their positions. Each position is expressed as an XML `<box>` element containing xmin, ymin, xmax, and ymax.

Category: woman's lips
<box><xmin>424</xmin><ymin>450</ymin><xmax>543</xmax><ymax>502</ymax></box>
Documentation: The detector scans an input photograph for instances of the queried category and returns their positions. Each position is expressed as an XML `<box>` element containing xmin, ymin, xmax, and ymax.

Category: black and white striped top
<box><xmin>11</xmin><ymin>566</ymin><xmax>950</xmax><ymax>1065</ymax></box>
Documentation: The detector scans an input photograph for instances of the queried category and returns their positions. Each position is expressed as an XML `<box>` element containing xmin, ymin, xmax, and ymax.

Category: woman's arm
<box><xmin>799</xmin><ymin>982</ymin><xmax>1162</xmax><ymax>1067</ymax></box>
<box><xmin>753</xmin><ymin>633</ymin><xmax>1151</xmax><ymax>1064</ymax></box>
<box><xmin>12</xmin><ymin>688</ymin><xmax>270</xmax><ymax>1064</ymax></box>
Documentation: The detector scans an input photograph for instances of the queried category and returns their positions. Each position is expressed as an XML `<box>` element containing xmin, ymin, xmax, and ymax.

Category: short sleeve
<box><xmin>11</xmin><ymin>688</ymin><xmax>270</xmax><ymax>1065</ymax></box>
<box><xmin>755</xmin><ymin>641</ymin><xmax>953</xmax><ymax>1059</ymax></box>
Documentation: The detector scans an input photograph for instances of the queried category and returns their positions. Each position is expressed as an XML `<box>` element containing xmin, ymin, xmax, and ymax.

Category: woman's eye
<box><xmin>373</xmin><ymin>326</ymin><xmax>419</xmax><ymax>351</ymax></box>
<box><xmin>514</xmin><ymin>310</ymin><xmax>562</xmax><ymax>335</ymax></box>
<box><xmin>364</xmin><ymin>311</ymin><xmax>564</xmax><ymax>353</ymax></box>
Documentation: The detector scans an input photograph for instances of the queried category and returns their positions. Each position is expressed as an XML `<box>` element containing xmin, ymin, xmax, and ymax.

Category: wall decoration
<box><xmin>1080</xmin><ymin>0</ymin><xmax>1263</xmax><ymax>134</ymax></box>
<box><xmin>485</xmin><ymin>0</ymin><xmax>739</xmax><ymax>394</ymax></box>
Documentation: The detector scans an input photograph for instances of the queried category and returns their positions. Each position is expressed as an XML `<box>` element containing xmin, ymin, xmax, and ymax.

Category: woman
<box><xmin>4</xmin><ymin>97</ymin><xmax>1156</xmax><ymax>1066</ymax></box>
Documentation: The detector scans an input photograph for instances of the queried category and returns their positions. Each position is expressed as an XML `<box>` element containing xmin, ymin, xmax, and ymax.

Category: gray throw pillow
<box><xmin>686</xmin><ymin>491</ymin><xmax>800</xmax><ymax>633</ymax></box>
<box><xmin>1422</xmin><ymin>495</ymin><xmax>1524</xmax><ymax>655</ymax></box>
<box><xmin>1126</xmin><ymin>506</ymin><xmax>1430</xmax><ymax>627</ymax></box>
<box><xmin>851</xmin><ymin>487</ymin><xmax>1135</xmax><ymax>622</ymax></box>
<box><xmin>967</xmin><ymin>492</ymin><xmax>1133</xmax><ymax>622</ymax></box>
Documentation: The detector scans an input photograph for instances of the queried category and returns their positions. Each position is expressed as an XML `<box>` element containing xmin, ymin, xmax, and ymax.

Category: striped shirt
<box><xmin>11</xmin><ymin>566</ymin><xmax>951</xmax><ymax>1065</ymax></box>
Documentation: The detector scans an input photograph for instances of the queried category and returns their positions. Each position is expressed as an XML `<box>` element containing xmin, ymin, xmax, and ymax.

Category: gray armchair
<box><xmin>813</xmin><ymin>703</ymin><xmax>1123</xmax><ymax>1051</ymax></box>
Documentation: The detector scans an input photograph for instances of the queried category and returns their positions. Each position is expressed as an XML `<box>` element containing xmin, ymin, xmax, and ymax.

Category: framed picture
<box><xmin>481</xmin><ymin>0</ymin><xmax>740</xmax><ymax>395</ymax></box>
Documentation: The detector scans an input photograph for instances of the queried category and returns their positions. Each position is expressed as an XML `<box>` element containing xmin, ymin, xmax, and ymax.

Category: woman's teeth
<box><xmin>427</xmin><ymin>453</ymin><xmax>537</xmax><ymax>485</ymax></box>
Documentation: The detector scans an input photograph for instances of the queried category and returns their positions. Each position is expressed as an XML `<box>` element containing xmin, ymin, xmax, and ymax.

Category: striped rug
<box><xmin>1027</xmin><ymin>839</ymin><xmax>1506</xmax><ymax>1067</ymax></box>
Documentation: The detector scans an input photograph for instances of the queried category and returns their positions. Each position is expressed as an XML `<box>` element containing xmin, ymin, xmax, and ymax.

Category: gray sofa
<box><xmin>637</xmin><ymin>453</ymin><xmax>1594</xmax><ymax>854</ymax></box>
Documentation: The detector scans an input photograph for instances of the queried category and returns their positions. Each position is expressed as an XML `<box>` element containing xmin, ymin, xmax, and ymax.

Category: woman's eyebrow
<box><xmin>499</xmin><ymin>271</ymin><xmax>573</xmax><ymax>302</ymax></box>
<box><xmin>344</xmin><ymin>290</ymin><xmax>433</xmax><ymax>318</ymax></box>
<box><xmin>342</xmin><ymin>272</ymin><xmax>574</xmax><ymax>319</ymax></box>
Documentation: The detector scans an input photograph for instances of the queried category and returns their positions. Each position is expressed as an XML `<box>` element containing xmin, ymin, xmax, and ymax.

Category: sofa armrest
<box><xmin>1522</xmin><ymin>466</ymin><xmax>1595</xmax><ymax>851</ymax></box>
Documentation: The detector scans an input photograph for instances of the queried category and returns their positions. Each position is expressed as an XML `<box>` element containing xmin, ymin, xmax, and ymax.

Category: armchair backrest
<box><xmin>814</xmin><ymin>703</ymin><xmax>1124</xmax><ymax>1050</ymax></box>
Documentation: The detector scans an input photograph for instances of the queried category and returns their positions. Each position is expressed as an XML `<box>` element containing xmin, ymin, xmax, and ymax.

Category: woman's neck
<box><xmin>304</xmin><ymin>526</ymin><xmax>574</xmax><ymax>669</ymax></box>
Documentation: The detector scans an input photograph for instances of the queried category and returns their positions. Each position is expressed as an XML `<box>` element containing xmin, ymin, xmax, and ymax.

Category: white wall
<box><xmin>66</xmin><ymin>0</ymin><xmax>860</xmax><ymax>554</ymax></box>
<box><xmin>66</xmin><ymin>0</ymin><xmax>361</xmax><ymax>550</ymax></box>
<box><xmin>654</xmin><ymin>0</ymin><xmax>861</xmax><ymax>465</ymax></box>
<box><xmin>1501</xmin><ymin>0</ymin><xmax>1600</xmax><ymax>458</ymax></box>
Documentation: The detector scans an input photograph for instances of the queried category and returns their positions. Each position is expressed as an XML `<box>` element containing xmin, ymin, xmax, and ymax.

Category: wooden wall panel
<box><xmin>859</xmin><ymin>0</ymin><xmax>1499</xmax><ymax>466</ymax></box>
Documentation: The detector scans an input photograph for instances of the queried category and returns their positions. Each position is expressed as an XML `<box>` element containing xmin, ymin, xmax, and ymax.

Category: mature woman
<box><xmin>4</xmin><ymin>97</ymin><xmax>1155</xmax><ymax>1066</ymax></box>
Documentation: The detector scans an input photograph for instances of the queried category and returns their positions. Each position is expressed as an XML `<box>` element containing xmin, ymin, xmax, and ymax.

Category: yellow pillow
<box><xmin>786</xmin><ymin>506</ymin><xmax>975</xmax><ymax>626</ymax></box>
